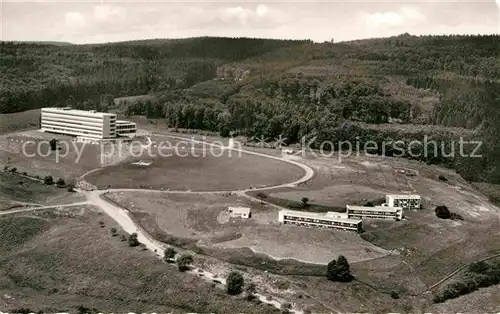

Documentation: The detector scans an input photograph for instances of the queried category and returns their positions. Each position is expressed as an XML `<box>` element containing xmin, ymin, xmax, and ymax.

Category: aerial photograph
<box><xmin>0</xmin><ymin>0</ymin><xmax>499</xmax><ymax>313</ymax></box>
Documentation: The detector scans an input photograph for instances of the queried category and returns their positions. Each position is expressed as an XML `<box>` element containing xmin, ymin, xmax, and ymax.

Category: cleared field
<box><xmin>0</xmin><ymin>172</ymin><xmax>85</xmax><ymax>210</ymax></box>
<box><xmin>106</xmin><ymin>191</ymin><xmax>390</xmax><ymax>265</ymax></box>
<box><xmin>0</xmin><ymin>206</ymin><xmax>280</xmax><ymax>313</ymax></box>
<box><xmin>0</xmin><ymin>110</ymin><xmax>40</xmax><ymax>135</ymax></box>
<box><xmin>87</xmin><ymin>147</ymin><xmax>303</xmax><ymax>191</ymax></box>
<box><xmin>0</xmin><ymin>132</ymin><xmax>101</xmax><ymax>179</ymax></box>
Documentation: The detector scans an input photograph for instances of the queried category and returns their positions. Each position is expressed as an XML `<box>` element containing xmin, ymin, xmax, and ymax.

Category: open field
<box><xmin>0</xmin><ymin>110</ymin><xmax>40</xmax><ymax>135</ymax></box>
<box><xmin>0</xmin><ymin>172</ymin><xmax>85</xmax><ymax>210</ymax></box>
<box><xmin>0</xmin><ymin>205</ymin><xmax>280</xmax><ymax>313</ymax></box>
<box><xmin>87</xmin><ymin>147</ymin><xmax>303</xmax><ymax>191</ymax></box>
<box><xmin>106</xmin><ymin>191</ymin><xmax>390</xmax><ymax>265</ymax></box>
<box><xmin>0</xmin><ymin>131</ymin><xmax>101</xmax><ymax>179</ymax></box>
<box><xmin>0</xmin><ymin>130</ymin><xmax>152</xmax><ymax>180</ymax></box>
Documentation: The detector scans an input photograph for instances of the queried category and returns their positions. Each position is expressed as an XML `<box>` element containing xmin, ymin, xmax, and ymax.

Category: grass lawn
<box><xmin>0</xmin><ymin>172</ymin><xmax>84</xmax><ymax>209</ymax></box>
<box><xmin>0</xmin><ymin>110</ymin><xmax>40</xmax><ymax>135</ymax></box>
<box><xmin>0</xmin><ymin>206</ymin><xmax>281</xmax><ymax>313</ymax></box>
<box><xmin>86</xmin><ymin>149</ymin><xmax>302</xmax><ymax>191</ymax></box>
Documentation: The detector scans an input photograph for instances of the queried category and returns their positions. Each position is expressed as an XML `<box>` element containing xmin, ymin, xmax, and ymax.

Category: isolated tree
<box><xmin>256</xmin><ymin>192</ymin><xmax>267</xmax><ymax>204</ymax></box>
<box><xmin>110</xmin><ymin>228</ymin><xmax>118</xmax><ymax>236</ymax></box>
<box><xmin>3</xmin><ymin>166</ymin><xmax>9</xmax><ymax>172</ymax></box>
<box><xmin>128</xmin><ymin>233</ymin><xmax>140</xmax><ymax>247</ymax></box>
<box><xmin>327</xmin><ymin>255</ymin><xmax>352</xmax><ymax>282</ymax></box>
<box><xmin>301</xmin><ymin>197</ymin><xmax>310</xmax><ymax>208</ymax></box>
<box><xmin>164</xmin><ymin>247</ymin><xmax>176</xmax><ymax>261</ymax></box>
<box><xmin>226</xmin><ymin>271</ymin><xmax>244</xmax><ymax>295</ymax></box>
<box><xmin>177</xmin><ymin>254</ymin><xmax>193</xmax><ymax>272</ymax></box>
<box><xmin>43</xmin><ymin>175</ymin><xmax>54</xmax><ymax>185</ymax></box>
<box><xmin>435</xmin><ymin>205</ymin><xmax>451</xmax><ymax>219</ymax></box>
<box><xmin>336</xmin><ymin>255</ymin><xmax>352</xmax><ymax>282</ymax></box>
<box><xmin>67</xmin><ymin>183</ymin><xmax>75</xmax><ymax>192</ymax></box>
<box><xmin>10</xmin><ymin>167</ymin><xmax>17</xmax><ymax>173</ymax></box>
<box><xmin>49</xmin><ymin>138</ymin><xmax>57</xmax><ymax>151</ymax></box>
<box><xmin>120</xmin><ymin>234</ymin><xmax>127</xmax><ymax>242</ymax></box>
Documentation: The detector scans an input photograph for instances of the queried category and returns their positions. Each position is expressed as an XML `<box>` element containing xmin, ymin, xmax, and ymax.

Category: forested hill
<box><xmin>1</xmin><ymin>35</ymin><xmax>500</xmax><ymax>183</ymax></box>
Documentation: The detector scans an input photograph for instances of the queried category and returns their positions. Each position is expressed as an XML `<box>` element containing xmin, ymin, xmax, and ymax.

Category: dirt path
<box><xmin>0</xmin><ymin>201</ymin><xmax>90</xmax><ymax>216</ymax></box>
<box><xmin>75</xmin><ymin>135</ymin><xmax>317</xmax><ymax>313</ymax></box>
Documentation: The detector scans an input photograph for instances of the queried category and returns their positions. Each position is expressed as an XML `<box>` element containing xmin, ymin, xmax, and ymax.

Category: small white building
<box><xmin>386</xmin><ymin>194</ymin><xmax>421</xmax><ymax>210</ymax></box>
<box><xmin>228</xmin><ymin>206</ymin><xmax>251</xmax><ymax>219</ymax></box>
<box><xmin>346</xmin><ymin>205</ymin><xmax>403</xmax><ymax>221</ymax></box>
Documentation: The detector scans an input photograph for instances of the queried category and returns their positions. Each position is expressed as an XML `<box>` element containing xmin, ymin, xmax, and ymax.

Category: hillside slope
<box><xmin>1</xmin><ymin>35</ymin><xmax>499</xmax><ymax>183</ymax></box>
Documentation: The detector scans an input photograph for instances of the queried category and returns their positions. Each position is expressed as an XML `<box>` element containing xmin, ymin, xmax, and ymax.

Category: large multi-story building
<box><xmin>346</xmin><ymin>205</ymin><xmax>403</xmax><ymax>221</ymax></box>
<box><xmin>386</xmin><ymin>194</ymin><xmax>421</xmax><ymax>210</ymax></box>
<box><xmin>278</xmin><ymin>210</ymin><xmax>362</xmax><ymax>233</ymax></box>
<box><xmin>40</xmin><ymin>107</ymin><xmax>136</xmax><ymax>140</ymax></box>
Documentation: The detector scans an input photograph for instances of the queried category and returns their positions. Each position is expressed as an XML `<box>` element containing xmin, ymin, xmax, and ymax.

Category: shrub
<box><xmin>438</xmin><ymin>175</ymin><xmax>448</xmax><ymax>182</ymax></box>
<box><xmin>120</xmin><ymin>234</ymin><xmax>127</xmax><ymax>242</ymax></box>
<box><xmin>226</xmin><ymin>271</ymin><xmax>245</xmax><ymax>295</ymax></box>
<box><xmin>468</xmin><ymin>261</ymin><xmax>489</xmax><ymax>274</ymax></box>
<box><xmin>22</xmin><ymin>172</ymin><xmax>27</xmax><ymax>176</ymax></box>
<box><xmin>110</xmin><ymin>228</ymin><xmax>118</xmax><ymax>236</ymax></box>
<box><xmin>10</xmin><ymin>167</ymin><xmax>17</xmax><ymax>173</ymax></box>
<box><xmin>128</xmin><ymin>233</ymin><xmax>140</xmax><ymax>247</ymax></box>
<box><xmin>390</xmin><ymin>290</ymin><xmax>400</xmax><ymax>299</ymax></box>
<box><xmin>164</xmin><ymin>247</ymin><xmax>176</xmax><ymax>260</ymax></box>
<box><xmin>43</xmin><ymin>175</ymin><xmax>54</xmax><ymax>185</ymax></box>
<box><xmin>435</xmin><ymin>205</ymin><xmax>451</xmax><ymax>219</ymax></box>
<box><xmin>3</xmin><ymin>166</ymin><xmax>9</xmax><ymax>172</ymax></box>
<box><xmin>56</xmin><ymin>178</ymin><xmax>65</xmax><ymax>188</ymax></box>
<box><xmin>176</xmin><ymin>254</ymin><xmax>193</xmax><ymax>272</ymax></box>
<box><xmin>67</xmin><ymin>183</ymin><xmax>75</xmax><ymax>192</ymax></box>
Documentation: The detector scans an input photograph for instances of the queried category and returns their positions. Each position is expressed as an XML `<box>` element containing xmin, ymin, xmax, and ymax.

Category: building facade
<box><xmin>40</xmin><ymin>107</ymin><xmax>135</xmax><ymax>140</ymax></box>
<box><xmin>386</xmin><ymin>194</ymin><xmax>421</xmax><ymax>210</ymax></box>
<box><xmin>346</xmin><ymin>205</ymin><xmax>403</xmax><ymax>221</ymax></box>
<box><xmin>278</xmin><ymin>210</ymin><xmax>362</xmax><ymax>232</ymax></box>
<box><xmin>228</xmin><ymin>207</ymin><xmax>251</xmax><ymax>218</ymax></box>
<box><xmin>116</xmin><ymin>120</ymin><xmax>137</xmax><ymax>136</ymax></box>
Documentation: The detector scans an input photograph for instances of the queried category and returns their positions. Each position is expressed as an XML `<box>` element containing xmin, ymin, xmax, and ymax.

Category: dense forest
<box><xmin>1</xmin><ymin>35</ymin><xmax>499</xmax><ymax>183</ymax></box>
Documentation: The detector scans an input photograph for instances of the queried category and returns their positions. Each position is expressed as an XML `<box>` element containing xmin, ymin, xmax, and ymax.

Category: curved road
<box><xmin>79</xmin><ymin>135</ymin><xmax>315</xmax><ymax>314</ymax></box>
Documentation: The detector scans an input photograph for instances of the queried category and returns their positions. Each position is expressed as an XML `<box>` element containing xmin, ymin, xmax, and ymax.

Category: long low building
<box><xmin>41</xmin><ymin>107</ymin><xmax>136</xmax><ymax>140</ymax></box>
<box><xmin>278</xmin><ymin>210</ymin><xmax>362</xmax><ymax>233</ymax></box>
<box><xmin>386</xmin><ymin>194</ymin><xmax>421</xmax><ymax>210</ymax></box>
<box><xmin>346</xmin><ymin>205</ymin><xmax>403</xmax><ymax>221</ymax></box>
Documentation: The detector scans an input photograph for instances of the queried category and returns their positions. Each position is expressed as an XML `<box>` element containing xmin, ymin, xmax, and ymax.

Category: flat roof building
<box><xmin>278</xmin><ymin>210</ymin><xmax>362</xmax><ymax>233</ymax></box>
<box><xmin>386</xmin><ymin>194</ymin><xmax>421</xmax><ymax>210</ymax></box>
<box><xmin>346</xmin><ymin>205</ymin><xmax>403</xmax><ymax>221</ymax></box>
<box><xmin>228</xmin><ymin>206</ymin><xmax>251</xmax><ymax>219</ymax></box>
<box><xmin>40</xmin><ymin>107</ymin><xmax>136</xmax><ymax>140</ymax></box>
<box><xmin>116</xmin><ymin>120</ymin><xmax>137</xmax><ymax>136</ymax></box>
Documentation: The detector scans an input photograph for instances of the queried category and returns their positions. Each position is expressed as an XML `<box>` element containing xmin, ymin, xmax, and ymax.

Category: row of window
<box><xmin>348</xmin><ymin>210</ymin><xmax>399</xmax><ymax>216</ymax></box>
<box><xmin>42</xmin><ymin>125</ymin><xmax>103</xmax><ymax>136</ymax></box>
<box><xmin>42</xmin><ymin>112</ymin><xmax>111</xmax><ymax>121</ymax></box>
<box><xmin>283</xmin><ymin>215</ymin><xmax>359</xmax><ymax>227</ymax></box>
<box><xmin>42</xmin><ymin>119</ymin><xmax>104</xmax><ymax>132</ymax></box>
<box><xmin>283</xmin><ymin>220</ymin><xmax>359</xmax><ymax>231</ymax></box>
<box><xmin>348</xmin><ymin>215</ymin><xmax>398</xmax><ymax>220</ymax></box>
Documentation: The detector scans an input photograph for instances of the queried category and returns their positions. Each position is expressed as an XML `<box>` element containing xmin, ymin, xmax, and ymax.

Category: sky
<box><xmin>1</xmin><ymin>1</ymin><xmax>499</xmax><ymax>44</ymax></box>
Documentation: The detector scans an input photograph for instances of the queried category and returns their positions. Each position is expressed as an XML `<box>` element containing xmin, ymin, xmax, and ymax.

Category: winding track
<box><xmin>78</xmin><ymin>135</ymin><xmax>316</xmax><ymax>314</ymax></box>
